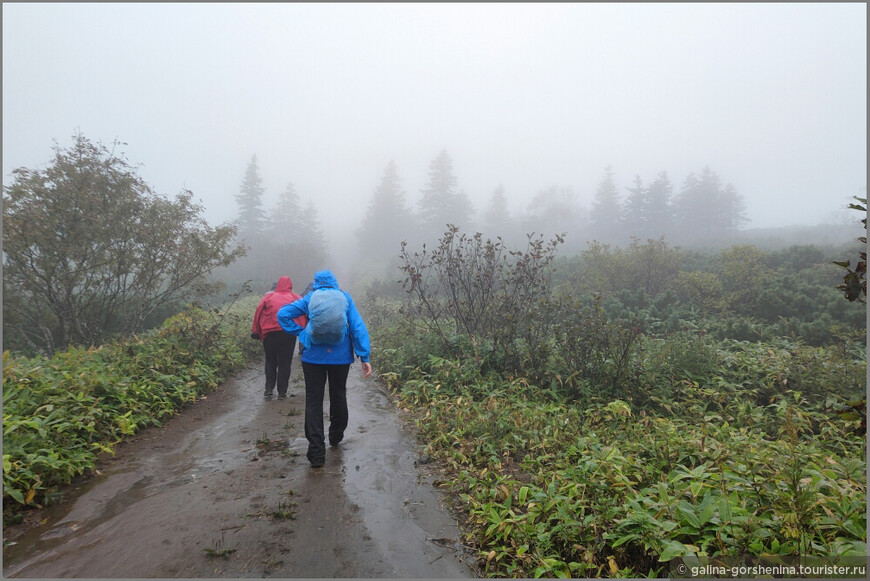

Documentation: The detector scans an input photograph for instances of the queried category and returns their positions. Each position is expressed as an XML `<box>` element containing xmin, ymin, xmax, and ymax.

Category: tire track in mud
<box><xmin>2</xmin><ymin>363</ymin><xmax>476</xmax><ymax>578</ymax></box>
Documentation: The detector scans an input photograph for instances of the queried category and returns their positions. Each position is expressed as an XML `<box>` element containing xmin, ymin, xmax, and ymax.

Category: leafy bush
<box><xmin>576</xmin><ymin>237</ymin><xmax>686</xmax><ymax>297</ymax></box>
<box><xmin>549</xmin><ymin>296</ymin><xmax>643</xmax><ymax>402</ymax></box>
<box><xmin>834</xmin><ymin>196</ymin><xmax>867</xmax><ymax>303</ymax></box>
<box><xmin>398</xmin><ymin>225</ymin><xmax>564</xmax><ymax>376</ymax></box>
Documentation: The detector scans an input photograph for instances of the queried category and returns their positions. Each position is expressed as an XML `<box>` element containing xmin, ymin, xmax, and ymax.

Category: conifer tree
<box><xmin>716</xmin><ymin>182</ymin><xmax>749</xmax><ymax>232</ymax></box>
<box><xmin>589</xmin><ymin>165</ymin><xmax>623</xmax><ymax>243</ymax></box>
<box><xmin>235</xmin><ymin>154</ymin><xmax>267</xmax><ymax>241</ymax></box>
<box><xmin>270</xmin><ymin>198</ymin><xmax>329</xmax><ymax>282</ymax></box>
<box><xmin>299</xmin><ymin>198</ymin><xmax>329</xmax><ymax>260</ymax></box>
<box><xmin>417</xmin><ymin>149</ymin><xmax>471</xmax><ymax>243</ymax></box>
<box><xmin>674</xmin><ymin>170</ymin><xmax>705</xmax><ymax>242</ymax></box>
<box><xmin>269</xmin><ymin>181</ymin><xmax>306</xmax><ymax>243</ymax></box>
<box><xmin>454</xmin><ymin>188</ymin><xmax>476</xmax><ymax>233</ymax></box>
<box><xmin>522</xmin><ymin>185</ymin><xmax>583</xmax><ymax>250</ymax></box>
<box><xmin>645</xmin><ymin>171</ymin><xmax>674</xmax><ymax>239</ymax></box>
<box><xmin>483</xmin><ymin>184</ymin><xmax>513</xmax><ymax>239</ymax></box>
<box><xmin>623</xmin><ymin>174</ymin><xmax>648</xmax><ymax>238</ymax></box>
<box><xmin>249</xmin><ymin>194</ymin><xmax>328</xmax><ymax>289</ymax></box>
<box><xmin>675</xmin><ymin>166</ymin><xmax>748</xmax><ymax>242</ymax></box>
<box><xmin>356</xmin><ymin>160</ymin><xmax>415</xmax><ymax>262</ymax></box>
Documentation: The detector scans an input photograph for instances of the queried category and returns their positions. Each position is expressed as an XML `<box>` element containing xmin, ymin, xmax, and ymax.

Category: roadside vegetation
<box><xmin>367</xmin><ymin>226</ymin><xmax>866</xmax><ymax>577</ymax></box>
<box><xmin>2</xmin><ymin>295</ymin><xmax>260</xmax><ymax>523</ymax></box>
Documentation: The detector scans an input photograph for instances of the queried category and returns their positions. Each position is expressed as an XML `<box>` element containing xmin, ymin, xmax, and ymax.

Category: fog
<box><xmin>2</xmin><ymin>3</ymin><xmax>866</xmax><ymax>275</ymax></box>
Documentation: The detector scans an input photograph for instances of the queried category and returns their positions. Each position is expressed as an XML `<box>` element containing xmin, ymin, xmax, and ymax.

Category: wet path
<box><xmin>2</xmin><ymin>363</ymin><xmax>476</xmax><ymax>578</ymax></box>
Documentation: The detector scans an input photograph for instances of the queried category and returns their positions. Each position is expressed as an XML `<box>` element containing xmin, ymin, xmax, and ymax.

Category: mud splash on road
<box><xmin>2</xmin><ymin>363</ymin><xmax>477</xmax><ymax>578</ymax></box>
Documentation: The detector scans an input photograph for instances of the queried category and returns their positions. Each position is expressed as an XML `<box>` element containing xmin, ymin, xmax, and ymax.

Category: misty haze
<box><xmin>3</xmin><ymin>3</ymin><xmax>866</xmax><ymax>289</ymax></box>
<box><xmin>2</xmin><ymin>3</ymin><xmax>867</xmax><ymax>579</ymax></box>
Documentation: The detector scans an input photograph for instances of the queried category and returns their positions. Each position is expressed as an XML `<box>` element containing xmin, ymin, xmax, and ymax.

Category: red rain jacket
<box><xmin>251</xmin><ymin>276</ymin><xmax>306</xmax><ymax>338</ymax></box>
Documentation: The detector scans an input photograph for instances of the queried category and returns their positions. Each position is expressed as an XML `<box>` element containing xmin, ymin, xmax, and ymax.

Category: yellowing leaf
<box><xmin>25</xmin><ymin>488</ymin><xmax>35</xmax><ymax>504</ymax></box>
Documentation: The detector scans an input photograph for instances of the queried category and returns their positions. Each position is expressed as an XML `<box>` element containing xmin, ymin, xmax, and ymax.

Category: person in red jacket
<box><xmin>251</xmin><ymin>276</ymin><xmax>307</xmax><ymax>398</ymax></box>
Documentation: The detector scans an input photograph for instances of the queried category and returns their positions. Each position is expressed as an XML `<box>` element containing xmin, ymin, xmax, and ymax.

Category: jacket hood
<box><xmin>275</xmin><ymin>276</ymin><xmax>293</xmax><ymax>293</ymax></box>
<box><xmin>313</xmin><ymin>270</ymin><xmax>339</xmax><ymax>290</ymax></box>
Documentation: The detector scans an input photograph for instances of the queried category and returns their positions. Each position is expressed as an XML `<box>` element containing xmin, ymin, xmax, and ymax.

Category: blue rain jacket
<box><xmin>277</xmin><ymin>270</ymin><xmax>371</xmax><ymax>365</ymax></box>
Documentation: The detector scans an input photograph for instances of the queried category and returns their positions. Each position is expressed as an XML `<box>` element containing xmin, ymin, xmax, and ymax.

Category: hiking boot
<box><xmin>263</xmin><ymin>390</ymin><xmax>273</xmax><ymax>398</ymax></box>
<box><xmin>310</xmin><ymin>459</ymin><xmax>325</xmax><ymax>468</ymax></box>
<box><xmin>277</xmin><ymin>393</ymin><xmax>287</xmax><ymax>399</ymax></box>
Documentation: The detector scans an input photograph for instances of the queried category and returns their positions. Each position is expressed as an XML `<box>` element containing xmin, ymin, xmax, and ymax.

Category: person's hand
<box><xmin>361</xmin><ymin>361</ymin><xmax>372</xmax><ymax>378</ymax></box>
<box><xmin>250</xmin><ymin>332</ymin><xmax>260</xmax><ymax>340</ymax></box>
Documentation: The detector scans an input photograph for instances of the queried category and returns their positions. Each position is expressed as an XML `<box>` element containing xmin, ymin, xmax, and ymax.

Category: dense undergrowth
<box><xmin>2</xmin><ymin>296</ymin><xmax>261</xmax><ymax>522</ymax></box>
<box><xmin>368</xmin><ymin>229</ymin><xmax>867</xmax><ymax>578</ymax></box>
<box><xmin>374</xmin><ymin>339</ymin><xmax>865</xmax><ymax>577</ymax></box>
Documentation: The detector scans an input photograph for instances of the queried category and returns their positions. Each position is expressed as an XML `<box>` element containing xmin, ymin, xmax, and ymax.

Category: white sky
<box><xmin>2</xmin><ymin>2</ymin><xmax>867</xmax><ymax>246</ymax></box>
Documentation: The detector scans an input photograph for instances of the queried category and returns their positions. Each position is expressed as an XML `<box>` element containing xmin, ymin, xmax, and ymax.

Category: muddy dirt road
<box><xmin>2</xmin><ymin>363</ymin><xmax>477</xmax><ymax>578</ymax></box>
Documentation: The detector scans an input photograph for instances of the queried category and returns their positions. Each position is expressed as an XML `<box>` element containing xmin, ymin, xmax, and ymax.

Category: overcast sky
<box><xmin>3</xmin><ymin>2</ymin><xmax>867</xmax><ymax>249</ymax></box>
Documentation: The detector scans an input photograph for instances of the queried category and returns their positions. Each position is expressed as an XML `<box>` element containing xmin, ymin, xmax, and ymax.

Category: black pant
<box><xmin>301</xmin><ymin>361</ymin><xmax>350</xmax><ymax>464</ymax></box>
<box><xmin>263</xmin><ymin>331</ymin><xmax>297</xmax><ymax>395</ymax></box>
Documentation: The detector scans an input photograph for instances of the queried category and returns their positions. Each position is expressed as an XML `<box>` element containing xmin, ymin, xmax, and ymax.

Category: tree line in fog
<box><xmin>231</xmin><ymin>148</ymin><xmax>751</xmax><ymax>281</ymax></box>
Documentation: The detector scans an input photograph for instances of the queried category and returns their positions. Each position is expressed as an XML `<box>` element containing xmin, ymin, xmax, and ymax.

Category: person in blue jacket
<box><xmin>277</xmin><ymin>270</ymin><xmax>372</xmax><ymax>468</ymax></box>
